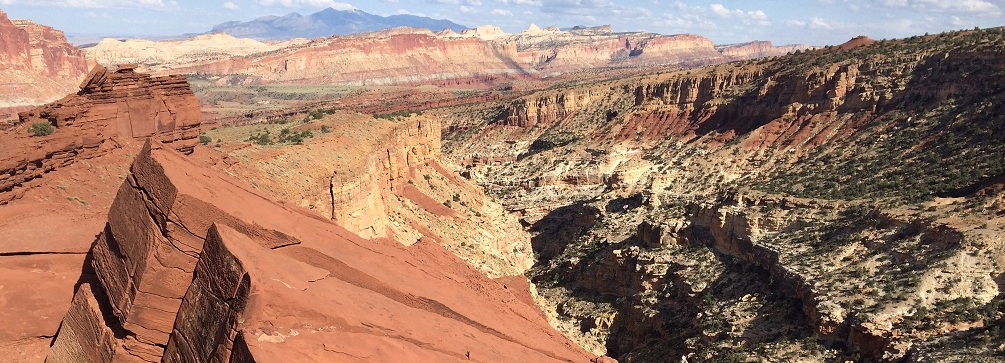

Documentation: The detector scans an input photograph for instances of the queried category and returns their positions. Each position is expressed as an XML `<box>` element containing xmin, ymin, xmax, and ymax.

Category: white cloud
<box><xmin>704</xmin><ymin>4</ymin><xmax>770</xmax><ymax>26</ymax></box>
<box><xmin>843</xmin><ymin>0</ymin><xmax>1001</xmax><ymax>15</ymax></box>
<box><xmin>223</xmin><ymin>1</ymin><xmax>240</xmax><ymax>10</ymax></box>
<box><xmin>655</xmin><ymin>2</ymin><xmax>769</xmax><ymax>32</ymax></box>
<box><xmin>8</xmin><ymin>0</ymin><xmax>172</xmax><ymax>8</ymax></box>
<box><xmin>784</xmin><ymin>19</ymin><xmax>807</xmax><ymax>27</ymax></box>
<box><xmin>709</xmin><ymin>4</ymin><xmax>730</xmax><ymax>17</ymax></box>
<box><xmin>494</xmin><ymin>0</ymin><xmax>541</xmax><ymax>4</ymax></box>
<box><xmin>464</xmin><ymin>0</ymin><xmax>481</xmax><ymax>5</ymax></box>
<box><xmin>396</xmin><ymin>8</ymin><xmax>426</xmax><ymax>16</ymax></box>
<box><xmin>257</xmin><ymin>0</ymin><xmax>353</xmax><ymax>9</ymax></box>
<box><xmin>459</xmin><ymin>5</ymin><xmax>476</xmax><ymax>12</ymax></box>
<box><xmin>808</xmin><ymin>17</ymin><xmax>832</xmax><ymax>29</ymax></box>
<box><xmin>490</xmin><ymin>8</ymin><xmax>512</xmax><ymax>15</ymax></box>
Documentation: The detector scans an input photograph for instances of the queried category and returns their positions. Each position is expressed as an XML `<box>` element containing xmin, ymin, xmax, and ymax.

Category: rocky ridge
<box><xmin>201</xmin><ymin>110</ymin><xmax>534</xmax><ymax>278</ymax></box>
<box><xmin>88</xmin><ymin>25</ymin><xmax>812</xmax><ymax>89</ymax></box>
<box><xmin>0</xmin><ymin>65</ymin><xmax>201</xmax><ymax>361</ymax></box>
<box><xmin>438</xmin><ymin>28</ymin><xmax>1005</xmax><ymax>361</ymax></box>
<box><xmin>2</xmin><ymin>64</ymin><xmax>201</xmax><ymax>204</ymax></box>
<box><xmin>45</xmin><ymin>139</ymin><xmax>596</xmax><ymax>362</ymax></box>
<box><xmin>85</xmin><ymin>33</ymin><xmax>305</xmax><ymax>71</ymax></box>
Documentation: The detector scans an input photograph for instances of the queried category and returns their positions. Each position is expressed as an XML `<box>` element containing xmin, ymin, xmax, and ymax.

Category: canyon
<box><xmin>436</xmin><ymin>29</ymin><xmax>1005</xmax><ymax>361</ymax></box>
<box><xmin>1</xmin><ymin>6</ymin><xmax>1004</xmax><ymax>363</ymax></box>
<box><xmin>0</xmin><ymin>65</ymin><xmax>600</xmax><ymax>362</ymax></box>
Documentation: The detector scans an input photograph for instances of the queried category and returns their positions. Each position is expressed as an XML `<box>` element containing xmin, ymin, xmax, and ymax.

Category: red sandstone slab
<box><xmin>0</xmin><ymin>254</ymin><xmax>87</xmax><ymax>362</ymax></box>
<box><xmin>0</xmin><ymin>204</ymin><xmax>102</xmax><ymax>254</ymax></box>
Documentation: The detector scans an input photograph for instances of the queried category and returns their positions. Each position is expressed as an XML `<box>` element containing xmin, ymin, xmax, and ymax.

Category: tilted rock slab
<box><xmin>47</xmin><ymin>140</ymin><xmax>595</xmax><ymax>362</ymax></box>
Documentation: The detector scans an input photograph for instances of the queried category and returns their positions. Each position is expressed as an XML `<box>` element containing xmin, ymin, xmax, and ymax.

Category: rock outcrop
<box><xmin>1</xmin><ymin>65</ymin><xmax>201</xmax><ymax>204</ymax></box>
<box><xmin>85</xmin><ymin>33</ymin><xmax>302</xmax><ymax>70</ymax></box>
<box><xmin>46</xmin><ymin>140</ymin><xmax>596</xmax><ymax>362</ymax></box>
<box><xmin>210</xmin><ymin>111</ymin><xmax>534</xmax><ymax>278</ymax></box>
<box><xmin>716</xmin><ymin>40</ymin><xmax>810</xmax><ymax>59</ymax></box>
<box><xmin>163</xmin><ymin>33</ymin><xmax>537</xmax><ymax>88</ymax></box>
<box><xmin>0</xmin><ymin>10</ymin><xmax>87</xmax><ymax>111</ymax></box>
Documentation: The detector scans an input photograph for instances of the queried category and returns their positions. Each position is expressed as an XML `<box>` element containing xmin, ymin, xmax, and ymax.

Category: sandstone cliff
<box><xmin>45</xmin><ymin>140</ymin><xmax>596</xmax><ymax>363</ymax></box>
<box><xmin>91</xmin><ymin>25</ymin><xmax>810</xmax><ymax>89</ymax></box>
<box><xmin>0</xmin><ymin>10</ymin><xmax>87</xmax><ymax>113</ymax></box>
<box><xmin>86</xmin><ymin>33</ymin><xmax>302</xmax><ymax>70</ymax></box>
<box><xmin>203</xmin><ymin>110</ymin><xmax>534</xmax><ymax>278</ymax></box>
<box><xmin>119</xmin><ymin>33</ymin><xmax>538</xmax><ymax>88</ymax></box>
<box><xmin>716</xmin><ymin>40</ymin><xmax>813</xmax><ymax>59</ymax></box>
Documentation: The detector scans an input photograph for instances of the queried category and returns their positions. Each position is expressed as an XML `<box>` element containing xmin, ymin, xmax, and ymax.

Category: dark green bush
<box><xmin>29</xmin><ymin>121</ymin><xmax>54</xmax><ymax>136</ymax></box>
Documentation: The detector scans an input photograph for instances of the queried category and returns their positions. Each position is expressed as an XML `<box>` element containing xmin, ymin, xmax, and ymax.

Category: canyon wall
<box><xmin>119</xmin><ymin>33</ymin><xmax>537</xmax><ymax>88</ymax></box>
<box><xmin>328</xmin><ymin>117</ymin><xmax>441</xmax><ymax>238</ymax></box>
<box><xmin>89</xmin><ymin>26</ymin><xmax>812</xmax><ymax>89</ymax></box>
<box><xmin>212</xmin><ymin>111</ymin><xmax>534</xmax><ymax>278</ymax></box>
<box><xmin>0</xmin><ymin>65</ymin><xmax>201</xmax><ymax>361</ymax></box>
<box><xmin>86</xmin><ymin>33</ymin><xmax>299</xmax><ymax>69</ymax></box>
<box><xmin>0</xmin><ymin>10</ymin><xmax>87</xmax><ymax>111</ymax></box>
<box><xmin>440</xmin><ymin>30</ymin><xmax>1005</xmax><ymax>361</ymax></box>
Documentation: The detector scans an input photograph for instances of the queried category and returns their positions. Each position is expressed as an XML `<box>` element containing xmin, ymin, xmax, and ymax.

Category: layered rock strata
<box><xmin>1</xmin><ymin>65</ymin><xmax>201</xmax><ymax>204</ymax></box>
<box><xmin>131</xmin><ymin>34</ymin><xmax>537</xmax><ymax>88</ymax></box>
<box><xmin>46</xmin><ymin>140</ymin><xmax>596</xmax><ymax>362</ymax></box>
<box><xmin>0</xmin><ymin>10</ymin><xmax>87</xmax><ymax>109</ymax></box>
<box><xmin>210</xmin><ymin>111</ymin><xmax>534</xmax><ymax>278</ymax></box>
<box><xmin>91</xmin><ymin>25</ymin><xmax>810</xmax><ymax>88</ymax></box>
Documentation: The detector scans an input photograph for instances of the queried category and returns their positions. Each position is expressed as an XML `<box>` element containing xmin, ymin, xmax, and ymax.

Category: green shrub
<box><xmin>29</xmin><ymin>121</ymin><xmax>54</xmax><ymax>136</ymax></box>
<box><xmin>199</xmin><ymin>135</ymin><xmax>212</xmax><ymax>145</ymax></box>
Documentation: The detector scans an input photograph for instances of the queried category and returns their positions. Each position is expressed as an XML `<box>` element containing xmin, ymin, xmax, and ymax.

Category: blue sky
<box><xmin>1</xmin><ymin>0</ymin><xmax>1003</xmax><ymax>45</ymax></box>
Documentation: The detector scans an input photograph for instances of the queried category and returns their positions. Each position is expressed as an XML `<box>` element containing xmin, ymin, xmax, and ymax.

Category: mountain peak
<box><xmin>210</xmin><ymin>8</ymin><xmax>466</xmax><ymax>40</ymax></box>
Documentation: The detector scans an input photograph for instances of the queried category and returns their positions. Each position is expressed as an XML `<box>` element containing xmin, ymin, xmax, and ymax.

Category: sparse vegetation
<box><xmin>374</xmin><ymin>109</ymin><xmax>421</xmax><ymax>121</ymax></box>
<box><xmin>29</xmin><ymin>121</ymin><xmax>54</xmax><ymax>136</ymax></box>
<box><xmin>246</xmin><ymin>128</ymin><xmax>314</xmax><ymax>145</ymax></box>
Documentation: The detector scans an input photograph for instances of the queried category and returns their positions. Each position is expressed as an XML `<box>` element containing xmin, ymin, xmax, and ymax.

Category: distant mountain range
<box><xmin>210</xmin><ymin>8</ymin><xmax>467</xmax><ymax>40</ymax></box>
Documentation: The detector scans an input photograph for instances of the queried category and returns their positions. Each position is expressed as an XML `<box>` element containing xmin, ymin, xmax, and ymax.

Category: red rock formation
<box><xmin>47</xmin><ymin>140</ymin><xmax>596</xmax><ymax>362</ymax></box>
<box><xmin>0</xmin><ymin>10</ymin><xmax>87</xmax><ymax>112</ymax></box>
<box><xmin>716</xmin><ymin>40</ymin><xmax>814</xmax><ymax>60</ymax></box>
<box><xmin>152</xmin><ymin>33</ymin><xmax>537</xmax><ymax>88</ymax></box>
<box><xmin>0</xmin><ymin>10</ymin><xmax>31</xmax><ymax>70</ymax></box>
<box><xmin>11</xmin><ymin>18</ymin><xmax>87</xmax><ymax>77</ymax></box>
<box><xmin>0</xmin><ymin>65</ymin><xmax>200</xmax><ymax>204</ymax></box>
<box><xmin>516</xmin><ymin>34</ymin><xmax>727</xmax><ymax>75</ymax></box>
<box><xmin>95</xmin><ymin>27</ymin><xmax>807</xmax><ymax>89</ymax></box>
<box><xmin>839</xmin><ymin>35</ymin><xmax>875</xmax><ymax>49</ymax></box>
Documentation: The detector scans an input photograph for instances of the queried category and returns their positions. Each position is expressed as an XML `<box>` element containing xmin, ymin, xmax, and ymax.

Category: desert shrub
<box><xmin>199</xmin><ymin>135</ymin><xmax>212</xmax><ymax>145</ymax></box>
<box><xmin>247</xmin><ymin>130</ymin><xmax>273</xmax><ymax>145</ymax></box>
<box><xmin>277</xmin><ymin>128</ymin><xmax>314</xmax><ymax>145</ymax></box>
<box><xmin>29</xmin><ymin>121</ymin><xmax>54</xmax><ymax>136</ymax></box>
